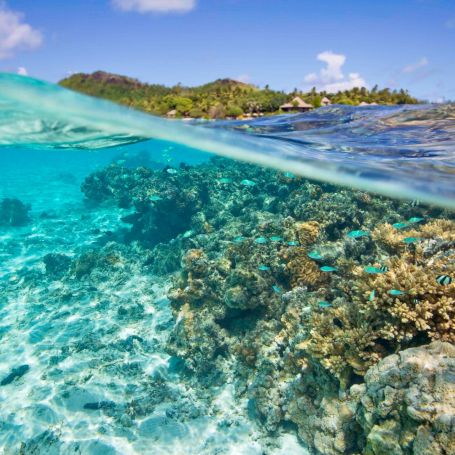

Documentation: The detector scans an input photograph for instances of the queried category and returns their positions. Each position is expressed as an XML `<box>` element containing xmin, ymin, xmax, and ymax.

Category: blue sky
<box><xmin>1</xmin><ymin>0</ymin><xmax>454</xmax><ymax>100</ymax></box>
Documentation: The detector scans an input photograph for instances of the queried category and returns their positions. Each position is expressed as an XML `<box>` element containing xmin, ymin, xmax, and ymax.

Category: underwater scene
<box><xmin>0</xmin><ymin>75</ymin><xmax>454</xmax><ymax>455</ymax></box>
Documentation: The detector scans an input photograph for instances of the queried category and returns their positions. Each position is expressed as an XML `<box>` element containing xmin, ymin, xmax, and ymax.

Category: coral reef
<box><xmin>78</xmin><ymin>156</ymin><xmax>455</xmax><ymax>454</ymax></box>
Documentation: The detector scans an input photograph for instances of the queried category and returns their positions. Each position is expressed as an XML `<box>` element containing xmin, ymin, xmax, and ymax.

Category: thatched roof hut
<box><xmin>280</xmin><ymin>97</ymin><xmax>313</xmax><ymax>112</ymax></box>
<box><xmin>321</xmin><ymin>96</ymin><xmax>331</xmax><ymax>106</ymax></box>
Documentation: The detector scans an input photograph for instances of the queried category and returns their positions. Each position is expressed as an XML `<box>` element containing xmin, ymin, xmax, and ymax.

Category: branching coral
<box><xmin>301</xmin><ymin>239</ymin><xmax>455</xmax><ymax>386</ymax></box>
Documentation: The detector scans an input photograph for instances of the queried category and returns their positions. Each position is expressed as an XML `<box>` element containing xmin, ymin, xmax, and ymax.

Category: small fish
<box><xmin>182</xmin><ymin>230</ymin><xmax>193</xmax><ymax>238</ymax></box>
<box><xmin>388</xmin><ymin>289</ymin><xmax>405</xmax><ymax>296</ymax></box>
<box><xmin>83</xmin><ymin>400</ymin><xmax>116</xmax><ymax>411</ymax></box>
<box><xmin>270</xmin><ymin>236</ymin><xmax>283</xmax><ymax>242</ymax></box>
<box><xmin>392</xmin><ymin>222</ymin><xmax>409</xmax><ymax>229</ymax></box>
<box><xmin>364</xmin><ymin>266</ymin><xmax>384</xmax><ymax>274</ymax></box>
<box><xmin>283</xmin><ymin>172</ymin><xmax>296</xmax><ymax>179</ymax></box>
<box><xmin>233</xmin><ymin>236</ymin><xmax>245</xmax><ymax>243</ymax></box>
<box><xmin>412</xmin><ymin>298</ymin><xmax>420</xmax><ymax>305</ymax></box>
<box><xmin>369</xmin><ymin>290</ymin><xmax>376</xmax><ymax>302</ymax></box>
<box><xmin>347</xmin><ymin>230</ymin><xmax>369</xmax><ymax>239</ymax></box>
<box><xmin>318</xmin><ymin>301</ymin><xmax>332</xmax><ymax>308</ymax></box>
<box><xmin>258</xmin><ymin>265</ymin><xmax>270</xmax><ymax>271</ymax></box>
<box><xmin>218</xmin><ymin>178</ymin><xmax>232</xmax><ymax>184</ymax></box>
<box><xmin>436</xmin><ymin>275</ymin><xmax>452</xmax><ymax>286</ymax></box>
<box><xmin>379</xmin><ymin>266</ymin><xmax>389</xmax><ymax>273</ymax></box>
<box><xmin>254</xmin><ymin>237</ymin><xmax>268</xmax><ymax>244</ymax></box>
<box><xmin>403</xmin><ymin>237</ymin><xmax>420</xmax><ymax>244</ymax></box>
<box><xmin>308</xmin><ymin>250</ymin><xmax>323</xmax><ymax>260</ymax></box>
<box><xmin>166</xmin><ymin>168</ymin><xmax>178</xmax><ymax>175</ymax></box>
<box><xmin>149</xmin><ymin>195</ymin><xmax>163</xmax><ymax>202</ymax></box>
<box><xmin>320</xmin><ymin>266</ymin><xmax>338</xmax><ymax>272</ymax></box>
<box><xmin>272</xmin><ymin>285</ymin><xmax>282</xmax><ymax>294</ymax></box>
<box><xmin>287</xmin><ymin>241</ymin><xmax>299</xmax><ymax>246</ymax></box>
<box><xmin>411</xmin><ymin>199</ymin><xmax>421</xmax><ymax>207</ymax></box>
<box><xmin>0</xmin><ymin>364</ymin><xmax>30</xmax><ymax>386</ymax></box>
<box><xmin>240</xmin><ymin>179</ymin><xmax>256</xmax><ymax>187</ymax></box>
<box><xmin>408</xmin><ymin>217</ymin><xmax>424</xmax><ymax>224</ymax></box>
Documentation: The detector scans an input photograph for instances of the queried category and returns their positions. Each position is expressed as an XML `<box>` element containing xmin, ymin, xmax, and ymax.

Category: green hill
<box><xmin>59</xmin><ymin>71</ymin><xmax>420</xmax><ymax>119</ymax></box>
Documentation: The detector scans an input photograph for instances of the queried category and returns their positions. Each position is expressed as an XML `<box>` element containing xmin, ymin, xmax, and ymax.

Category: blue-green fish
<box><xmin>272</xmin><ymin>285</ymin><xmax>282</xmax><ymax>294</ymax></box>
<box><xmin>218</xmin><ymin>178</ymin><xmax>232</xmax><ymax>184</ymax></box>
<box><xmin>283</xmin><ymin>172</ymin><xmax>296</xmax><ymax>179</ymax></box>
<box><xmin>149</xmin><ymin>195</ymin><xmax>163</xmax><ymax>202</ymax></box>
<box><xmin>308</xmin><ymin>250</ymin><xmax>323</xmax><ymax>260</ymax></box>
<box><xmin>240</xmin><ymin>179</ymin><xmax>256</xmax><ymax>187</ymax></box>
<box><xmin>364</xmin><ymin>266</ymin><xmax>385</xmax><ymax>274</ymax></box>
<box><xmin>233</xmin><ymin>236</ymin><xmax>245</xmax><ymax>243</ymax></box>
<box><xmin>408</xmin><ymin>217</ymin><xmax>424</xmax><ymax>224</ymax></box>
<box><xmin>258</xmin><ymin>265</ymin><xmax>270</xmax><ymax>271</ymax></box>
<box><xmin>388</xmin><ymin>289</ymin><xmax>405</xmax><ymax>296</ymax></box>
<box><xmin>364</xmin><ymin>265</ymin><xmax>388</xmax><ymax>274</ymax></box>
<box><xmin>318</xmin><ymin>301</ymin><xmax>332</xmax><ymax>308</ymax></box>
<box><xmin>403</xmin><ymin>237</ymin><xmax>420</xmax><ymax>244</ymax></box>
<box><xmin>254</xmin><ymin>237</ymin><xmax>268</xmax><ymax>244</ymax></box>
<box><xmin>392</xmin><ymin>222</ymin><xmax>409</xmax><ymax>229</ymax></box>
<box><xmin>287</xmin><ymin>241</ymin><xmax>299</xmax><ymax>246</ymax></box>
<box><xmin>369</xmin><ymin>290</ymin><xmax>376</xmax><ymax>302</ymax></box>
<box><xmin>270</xmin><ymin>236</ymin><xmax>283</xmax><ymax>242</ymax></box>
<box><xmin>320</xmin><ymin>266</ymin><xmax>338</xmax><ymax>272</ymax></box>
<box><xmin>436</xmin><ymin>275</ymin><xmax>452</xmax><ymax>286</ymax></box>
<box><xmin>347</xmin><ymin>230</ymin><xmax>369</xmax><ymax>239</ymax></box>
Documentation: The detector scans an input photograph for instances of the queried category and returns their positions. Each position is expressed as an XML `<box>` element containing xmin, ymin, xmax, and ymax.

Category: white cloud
<box><xmin>0</xmin><ymin>3</ymin><xmax>42</xmax><ymax>59</ymax></box>
<box><xmin>303</xmin><ymin>51</ymin><xmax>367</xmax><ymax>93</ymax></box>
<box><xmin>112</xmin><ymin>0</ymin><xmax>196</xmax><ymax>13</ymax></box>
<box><xmin>402</xmin><ymin>57</ymin><xmax>428</xmax><ymax>73</ymax></box>
<box><xmin>17</xmin><ymin>66</ymin><xmax>27</xmax><ymax>75</ymax></box>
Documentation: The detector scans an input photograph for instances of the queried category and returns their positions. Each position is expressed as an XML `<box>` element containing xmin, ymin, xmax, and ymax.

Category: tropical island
<box><xmin>59</xmin><ymin>71</ymin><xmax>420</xmax><ymax>120</ymax></box>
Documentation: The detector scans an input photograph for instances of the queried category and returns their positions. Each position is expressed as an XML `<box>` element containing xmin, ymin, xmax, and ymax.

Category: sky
<box><xmin>1</xmin><ymin>0</ymin><xmax>454</xmax><ymax>101</ymax></box>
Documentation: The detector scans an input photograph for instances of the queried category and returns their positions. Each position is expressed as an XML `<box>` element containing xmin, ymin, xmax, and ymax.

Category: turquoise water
<box><xmin>0</xmin><ymin>75</ymin><xmax>454</xmax><ymax>455</ymax></box>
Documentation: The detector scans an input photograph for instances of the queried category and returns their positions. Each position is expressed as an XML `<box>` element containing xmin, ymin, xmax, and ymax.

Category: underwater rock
<box><xmin>0</xmin><ymin>197</ymin><xmax>31</xmax><ymax>226</ymax></box>
<box><xmin>16</xmin><ymin>430</ymin><xmax>62</xmax><ymax>455</ymax></box>
<box><xmin>43</xmin><ymin>253</ymin><xmax>72</xmax><ymax>279</ymax></box>
<box><xmin>356</xmin><ymin>341</ymin><xmax>455</xmax><ymax>455</ymax></box>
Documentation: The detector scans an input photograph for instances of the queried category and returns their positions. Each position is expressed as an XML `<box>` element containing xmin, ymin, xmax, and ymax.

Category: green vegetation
<box><xmin>59</xmin><ymin>71</ymin><xmax>420</xmax><ymax>119</ymax></box>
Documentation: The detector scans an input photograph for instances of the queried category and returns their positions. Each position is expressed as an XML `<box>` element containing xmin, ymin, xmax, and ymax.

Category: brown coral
<box><xmin>280</xmin><ymin>246</ymin><xmax>326</xmax><ymax>288</ymax></box>
<box><xmin>295</xmin><ymin>221</ymin><xmax>321</xmax><ymax>245</ymax></box>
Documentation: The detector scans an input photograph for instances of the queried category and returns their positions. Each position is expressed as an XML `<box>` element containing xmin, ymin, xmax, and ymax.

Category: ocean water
<box><xmin>0</xmin><ymin>75</ymin><xmax>454</xmax><ymax>455</ymax></box>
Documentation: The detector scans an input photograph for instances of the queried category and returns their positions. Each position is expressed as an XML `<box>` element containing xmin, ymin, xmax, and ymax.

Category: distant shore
<box><xmin>59</xmin><ymin>71</ymin><xmax>421</xmax><ymax>120</ymax></box>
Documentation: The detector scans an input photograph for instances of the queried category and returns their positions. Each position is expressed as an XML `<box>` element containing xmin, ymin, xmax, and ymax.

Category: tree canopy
<box><xmin>59</xmin><ymin>71</ymin><xmax>421</xmax><ymax>119</ymax></box>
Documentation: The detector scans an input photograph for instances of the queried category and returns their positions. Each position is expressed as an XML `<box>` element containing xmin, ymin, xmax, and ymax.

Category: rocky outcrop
<box><xmin>0</xmin><ymin>197</ymin><xmax>30</xmax><ymax>226</ymax></box>
<box><xmin>355</xmin><ymin>341</ymin><xmax>455</xmax><ymax>455</ymax></box>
